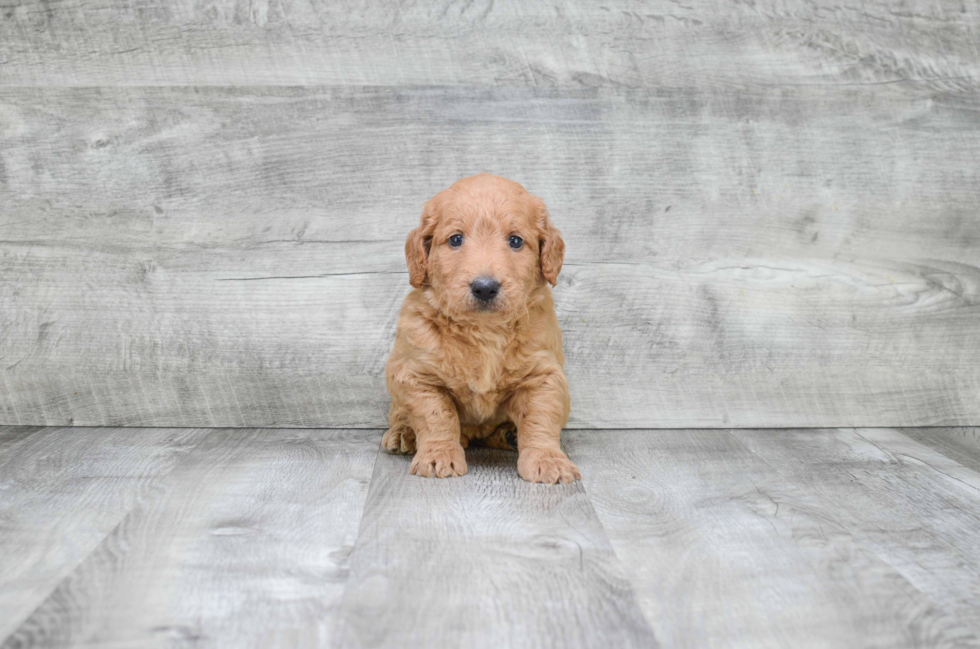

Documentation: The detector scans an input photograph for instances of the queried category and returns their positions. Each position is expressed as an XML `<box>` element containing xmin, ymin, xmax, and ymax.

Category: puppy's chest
<box><xmin>442</xmin><ymin>343</ymin><xmax>521</xmax><ymax>420</ymax></box>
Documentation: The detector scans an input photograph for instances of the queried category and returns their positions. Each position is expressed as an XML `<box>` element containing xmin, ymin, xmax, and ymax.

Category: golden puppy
<box><xmin>382</xmin><ymin>173</ymin><xmax>580</xmax><ymax>484</ymax></box>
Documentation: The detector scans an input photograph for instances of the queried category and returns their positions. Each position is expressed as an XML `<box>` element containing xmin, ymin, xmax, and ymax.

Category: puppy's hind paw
<box><xmin>483</xmin><ymin>422</ymin><xmax>518</xmax><ymax>451</ymax></box>
<box><xmin>382</xmin><ymin>426</ymin><xmax>416</xmax><ymax>454</ymax></box>
<box><xmin>518</xmin><ymin>448</ymin><xmax>581</xmax><ymax>485</ymax></box>
<box><xmin>410</xmin><ymin>442</ymin><xmax>467</xmax><ymax>478</ymax></box>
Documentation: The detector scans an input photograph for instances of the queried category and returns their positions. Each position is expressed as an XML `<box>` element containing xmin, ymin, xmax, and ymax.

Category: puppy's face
<box><xmin>406</xmin><ymin>174</ymin><xmax>564</xmax><ymax>319</ymax></box>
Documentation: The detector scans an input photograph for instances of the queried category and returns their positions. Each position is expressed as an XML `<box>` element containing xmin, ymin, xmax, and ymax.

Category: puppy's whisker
<box><xmin>522</xmin><ymin>289</ymin><xmax>531</xmax><ymax>319</ymax></box>
<box><xmin>516</xmin><ymin>286</ymin><xmax>532</xmax><ymax>322</ymax></box>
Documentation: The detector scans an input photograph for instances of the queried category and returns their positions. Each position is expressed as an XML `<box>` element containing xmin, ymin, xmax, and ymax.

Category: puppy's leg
<box><xmin>508</xmin><ymin>370</ymin><xmax>580</xmax><ymax>484</ymax></box>
<box><xmin>382</xmin><ymin>401</ymin><xmax>416</xmax><ymax>454</ymax></box>
<box><xmin>401</xmin><ymin>386</ymin><xmax>467</xmax><ymax>478</ymax></box>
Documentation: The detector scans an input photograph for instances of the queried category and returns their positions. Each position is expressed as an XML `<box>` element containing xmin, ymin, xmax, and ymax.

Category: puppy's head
<box><xmin>405</xmin><ymin>173</ymin><xmax>564</xmax><ymax>318</ymax></box>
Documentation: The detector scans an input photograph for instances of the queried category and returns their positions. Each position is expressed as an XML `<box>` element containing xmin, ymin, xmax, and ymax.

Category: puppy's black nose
<box><xmin>470</xmin><ymin>276</ymin><xmax>501</xmax><ymax>301</ymax></box>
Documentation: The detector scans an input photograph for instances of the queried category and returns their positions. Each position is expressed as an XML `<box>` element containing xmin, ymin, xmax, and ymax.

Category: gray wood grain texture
<box><xmin>333</xmin><ymin>447</ymin><xmax>657</xmax><ymax>648</ymax></box>
<box><xmin>566</xmin><ymin>428</ymin><xmax>980</xmax><ymax>648</ymax></box>
<box><xmin>900</xmin><ymin>427</ymin><xmax>980</xmax><ymax>476</ymax></box>
<box><xmin>2</xmin><ymin>85</ymin><xmax>979</xmax><ymax>427</ymax></box>
<box><xmin>0</xmin><ymin>425</ymin><xmax>42</xmax><ymax>449</ymax></box>
<box><xmin>0</xmin><ymin>426</ymin><xmax>209</xmax><ymax>640</ymax></box>
<box><xmin>5</xmin><ymin>426</ymin><xmax>980</xmax><ymax>647</ymax></box>
<box><xmin>1</xmin><ymin>0</ymin><xmax>978</xmax><ymax>88</ymax></box>
<box><xmin>1</xmin><ymin>427</ymin><xmax>379</xmax><ymax>649</ymax></box>
<box><xmin>730</xmin><ymin>427</ymin><xmax>980</xmax><ymax>636</ymax></box>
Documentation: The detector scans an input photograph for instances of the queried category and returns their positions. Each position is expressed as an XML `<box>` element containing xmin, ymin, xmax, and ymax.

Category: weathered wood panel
<box><xmin>900</xmin><ymin>427</ymin><xmax>980</xmax><ymax>476</ymax></box>
<box><xmin>6</xmin><ymin>426</ymin><xmax>980</xmax><ymax>647</ymax></box>
<box><xmin>3</xmin><ymin>86</ymin><xmax>980</xmax><ymax>264</ymax></box>
<box><xmin>1</xmin><ymin>0</ymin><xmax>978</xmax><ymax>88</ymax></box>
<box><xmin>0</xmin><ymin>425</ymin><xmax>41</xmax><ymax>449</ymax></box>
<box><xmin>566</xmin><ymin>429</ymin><xmax>980</xmax><ymax>648</ymax></box>
<box><xmin>332</xmin><ymin>447</ymin><xmax>656</xmax><ymax>648</ymax></box>
<box><xmin>730</xmin><ymin>427</ymin><xmax>980</xmax><ymax>633</ymax></box>
<box><xmin>2</xmin><ymin>428</ymin><xmax>379</xmax><ymax>648</ymax></box>
<box><xmin>2</xmin><ymin>86</ymin><xmax>978</xmax><ymax>427</ymax></box>
<box><xmin>0</xmin><ymin>426</ymin><xmax>209</xmax><ymax>640</ymax></box>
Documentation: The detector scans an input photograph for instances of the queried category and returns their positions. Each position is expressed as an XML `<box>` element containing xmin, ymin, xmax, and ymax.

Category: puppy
<box><xmin>382</xmin><ymin>173</ymin><xmax>580</xmax><ymax>484</ymax></box>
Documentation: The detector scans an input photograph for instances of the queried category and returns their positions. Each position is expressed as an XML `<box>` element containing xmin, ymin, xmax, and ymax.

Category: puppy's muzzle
<box><xmin>470</xmin><ymin>275</ymin><xmax>501</xmax><ymax>309</ymax></box>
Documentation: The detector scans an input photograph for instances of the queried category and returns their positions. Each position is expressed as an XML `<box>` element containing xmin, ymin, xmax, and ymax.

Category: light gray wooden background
<box><xmin>2</xmin><ymin>0</ymin><xmax>979</xmax><ymax>428</ymax></box>
<box><xmin>4</xmin><ymin>424</ymin><xmax>980</xmax><ymax>648</ymax></box>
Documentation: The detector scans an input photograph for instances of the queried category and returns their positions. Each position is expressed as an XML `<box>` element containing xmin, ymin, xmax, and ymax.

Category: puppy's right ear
<box><xmin>406</xmin><ymin>196</ymin><xmax>441</xmax><ymax>288</ymax></box>
<box><xmin>532</xmin><ymin>196</ymin><xmax>565</xmax><ymax>287</ymax></box>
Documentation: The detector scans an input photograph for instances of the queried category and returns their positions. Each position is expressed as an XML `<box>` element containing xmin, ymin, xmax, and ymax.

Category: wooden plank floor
<box><xmin>3</xmin><ymin>426</ymin><xmax>980</xmax><ymax>648</ymax></box>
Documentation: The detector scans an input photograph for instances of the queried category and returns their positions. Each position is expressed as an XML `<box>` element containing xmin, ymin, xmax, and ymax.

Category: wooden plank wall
<box><xmin>1</xmin><ymin>0</ymin><xmax>979</xmax><ymax>428</ymax></box>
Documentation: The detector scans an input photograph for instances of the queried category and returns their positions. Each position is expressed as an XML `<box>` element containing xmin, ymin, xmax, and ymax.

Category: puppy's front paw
<box><xmin>518</xmin><ymin>448</ymin><xmax>581</xmax><ymax>484</ymax></box>
<box><xmin>410</xmin><ymin>442</ymin><xmax>467</xmax><ymax>478</ymax></box>
<box><xmin>382</xmin><ymin>426</ymin><xmax>416</xmax><ymax>454</ymax></box>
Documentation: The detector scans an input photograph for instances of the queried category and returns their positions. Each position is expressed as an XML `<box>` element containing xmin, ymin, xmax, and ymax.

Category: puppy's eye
<box><xmin>508</xmin><ymin>235</ymin><xmax>524</xmax><ymax>250</ymax></box>
<box><xmin>448</xmin><ymin>234</ymin><xmax>463</xmax><ymax>248</ymax></box>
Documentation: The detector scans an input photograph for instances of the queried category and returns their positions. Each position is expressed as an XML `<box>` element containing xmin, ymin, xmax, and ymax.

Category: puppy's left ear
<box><xmin>533</xmin><ymin>196</ymin><xmax>565</xmax><ymax>286</ymax></box>
<box><xmin>405</xmin><ymin>194</ymin><xmax>442</xmax><ymax>288</ymax></box>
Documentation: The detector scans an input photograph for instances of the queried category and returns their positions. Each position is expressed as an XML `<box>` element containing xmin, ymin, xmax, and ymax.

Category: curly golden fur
<box><xmin>382</xmin><ymin>173</ymin><xmax>580</xmax><ymax>484</ymax></box>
